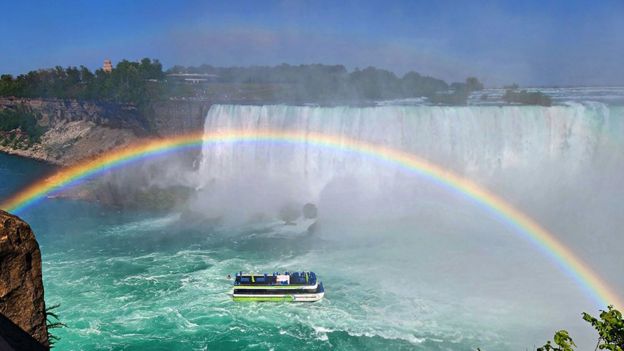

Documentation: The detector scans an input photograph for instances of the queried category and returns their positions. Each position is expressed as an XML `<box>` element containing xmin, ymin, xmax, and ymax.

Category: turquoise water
<box><xmin>0</xmin><ymin>152</ymin><xmax>602</xmax><ymax>350</ymax></box>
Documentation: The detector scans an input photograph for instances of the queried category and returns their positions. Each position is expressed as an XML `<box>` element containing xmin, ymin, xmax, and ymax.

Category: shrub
<box><xmin>503</xmin><ymin>89</ymin><xmax>552</xmax><ymax>106</ymax></box>
<box><xmin>0</xmin><ymin>108</ymin><xmax>46</xmax><ymax>143</ymax></box>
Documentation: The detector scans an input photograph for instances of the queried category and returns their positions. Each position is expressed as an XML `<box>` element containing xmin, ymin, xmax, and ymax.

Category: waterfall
<box><xmin>192</xmin><ymin>103</ymin><xmax>624</xmax><ymax>225</ymax></box>
<box><xmin>199</xmin><ymin>103</ymin><xmax>619</xmax><ymax>183</ymax></box>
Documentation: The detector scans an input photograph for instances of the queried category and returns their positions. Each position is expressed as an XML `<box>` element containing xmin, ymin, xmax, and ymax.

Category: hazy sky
<box><xmin>2</xmin><ymin>0</ymin><xmax>623</xmax><ymax>86</ymax></box>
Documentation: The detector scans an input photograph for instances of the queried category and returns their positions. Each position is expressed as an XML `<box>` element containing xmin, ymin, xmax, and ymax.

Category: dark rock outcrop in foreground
<box><xmin>0</xmin><ymin>210</ymin><xmax>48</xmax><ymax>348</ymax></box>
<box><xmin>0</xmin><ymin>313</ymin><xmax>47</xmax><ymax>351</ymax></box>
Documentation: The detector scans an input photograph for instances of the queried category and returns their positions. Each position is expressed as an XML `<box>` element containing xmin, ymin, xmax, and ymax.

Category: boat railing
<box><xmin>234</xmin><ymin>271</ymin><xmax>317</xmax><ymax>286</ymax></box>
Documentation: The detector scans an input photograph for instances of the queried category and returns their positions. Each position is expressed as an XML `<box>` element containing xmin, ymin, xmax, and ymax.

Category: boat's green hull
<box><xmin>232</xmin><ymin>295</ymin><xmax>294</xmax><ymax>302</ymax></box>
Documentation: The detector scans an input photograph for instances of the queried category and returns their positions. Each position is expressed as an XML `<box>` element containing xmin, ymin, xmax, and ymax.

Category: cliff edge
<box><xmin>0</xmin><ymin>97</ymin><xmax>145</xmax><ymax>166</ymax></box>
<box><xmin>0</xmin><ymin>210</ymin><xmax>49</xmax><ymax>347</ymax></box>
<box><xmin>0</xmin><ymin>97</ymin><xmax>212</xmax><ymax>166</ymax></box>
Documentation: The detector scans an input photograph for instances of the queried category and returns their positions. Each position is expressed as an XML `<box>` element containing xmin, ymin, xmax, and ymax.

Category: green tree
<box><xmin>537</xmin><ymin>330</ymin><xmax>577</xmax><ymax>351</ymax></box>
<box><xmin>466</xmin><ymin>76</ymin><xmax>484</xmax><ymax>91</ymax></box>
<box><xmin>0</xmin><ymin>108</ymin><xmax>46</xmax><ymax>142</ymax></box>
<box><xmin>349</xmin><ymin>66</ymin><xmax>402</xmax><ymax>100</ymax></box>
<box><xmin>582</xmin><ymin>305</ymin><xmax>624</xmax><ymax>351</ymax></box>
<box><xmin>0</xmin><ymin>58</ymin><xmax>165</xmax><ymax>105</ymax></box>
<box><xmin>45</xmin><ymin>303</ymin><xmax>66</xmax><ymax>348</ymax></box>
<box><xmin>0</xmin><ymin>74</ymin><xmax>18</xmax><ymax>95</ymax></box>
<box><xmin>503</xmin><ymin>89</ymin><xmax>552</xmax><ymax>106</ymax></box>
<box><xmin>401</xmin><ymin>71</ymin><xmax>448</xmax><ymax>97</ymax></box>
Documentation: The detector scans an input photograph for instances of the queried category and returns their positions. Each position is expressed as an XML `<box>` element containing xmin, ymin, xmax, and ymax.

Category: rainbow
<box><xmin>0</xmin><ymin>129</ymin><xmax>621</xmax><ymax>309</ymax></box>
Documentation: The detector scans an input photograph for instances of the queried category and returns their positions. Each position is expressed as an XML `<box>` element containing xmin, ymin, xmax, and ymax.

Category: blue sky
<box><xmin>2</xmin><ymin>0</ymin><xmax>623</xmax><ymax>86</ymax></box>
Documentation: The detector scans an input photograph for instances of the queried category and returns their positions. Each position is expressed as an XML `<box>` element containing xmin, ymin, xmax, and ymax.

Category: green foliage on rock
<box><xmin>0</xmin><ymin>107</ymin><xmax>46</xmax><ymax>144</ymax></box>
<box><xmin>45</xmin><ymin>303</ymin><xmax>66</xmax><ymax>348</ymax></box>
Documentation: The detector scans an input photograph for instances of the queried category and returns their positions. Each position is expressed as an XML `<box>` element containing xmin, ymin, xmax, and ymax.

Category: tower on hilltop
<box><xmin>103</xmin><ymin>59</ymin><xmax>113</xmax><ymax>73</ymax></box>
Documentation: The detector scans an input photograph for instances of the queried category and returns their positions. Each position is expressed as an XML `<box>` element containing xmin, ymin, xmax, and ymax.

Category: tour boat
<box><xmin>230</xmin><ymin>271</ymin><xmax>325</xmax><ymax>302</ymax></box>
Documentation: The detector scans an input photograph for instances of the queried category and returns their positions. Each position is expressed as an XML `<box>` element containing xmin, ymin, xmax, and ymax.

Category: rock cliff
<box><xmin>0</xmin><ymin>210</ymin><xmax>48</xmax><ymax>347</ymax></box>
<box><xmin>0</xmin><ymin>97</ymin><xmax>211</xmax><ymax>207</ymax></box>
<box><xmin>145</xmin><ymin>99</ymin><xmax>211</xmax><ymax>136</ymax></box>
<box><xmin>0</xmin><ymin>97</ymin><xmax>212</xmax><ymax>166</ymax></box>
<box><xmin>0</xmin><ymin>97</ymin><xmax>150</xmax><ymax>166</ymax></box>
<box><xmin>0</xmin><ymin>97</ymin><xmax>149</xmax><ymax>133</ymax></box>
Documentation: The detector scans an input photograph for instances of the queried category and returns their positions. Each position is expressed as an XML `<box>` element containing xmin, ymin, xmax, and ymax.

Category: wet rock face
<box><xmin>146</xmin><ymin>100</ymin><xmax>211</xmax><ymax>136</ymax></box>
<box><xmin>0</xmin><ymin>210</ymin><xmax>48</xmax><ymax>347</ymax></box>
<box><xmin>302</xmin><ymin>203</ymin><xmax>318</xmax><ymax>219</ymax></box>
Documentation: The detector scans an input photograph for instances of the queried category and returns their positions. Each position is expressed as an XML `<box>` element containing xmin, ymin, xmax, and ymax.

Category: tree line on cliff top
<box><xmin>0</xmin><ymin>58</ymin><xmax>489</xmax><ymax>105</ymax></box>
<box><xmin>0</xmin><ymin>58</ymin><xmax>165</xmax><ymax>106</ymax></box>
<box><xmin>167</xmin><ymin>63</ymin><xmax>485</xmax><ymax>103</ymax></box>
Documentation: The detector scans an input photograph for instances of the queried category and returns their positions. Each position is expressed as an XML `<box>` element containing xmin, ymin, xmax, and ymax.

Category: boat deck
<box><xmin>234</xmin><ymin>271</ymin><xmax>317</xmax><ymax>286</ymax></box>
<box><xmin>231</xmin><ymin>271</ymin><xmax>324</xmax><ymax>302</ymax></box>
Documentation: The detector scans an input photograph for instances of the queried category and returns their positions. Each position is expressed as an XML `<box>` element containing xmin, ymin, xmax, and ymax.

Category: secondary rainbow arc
<box><xmin>0</xmin><ymin>129</ymin><xmax>620</xmax><ymax>309</ymax></box>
